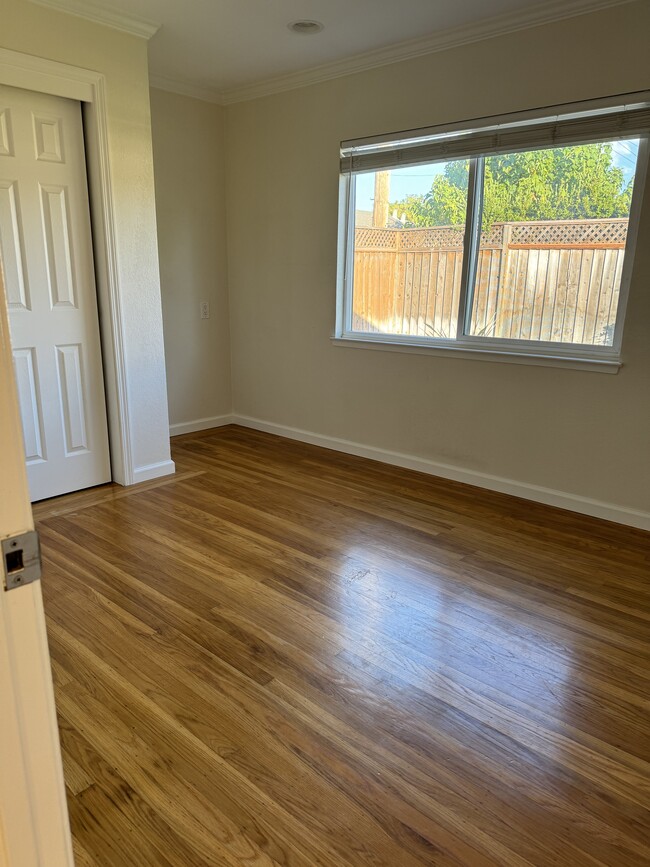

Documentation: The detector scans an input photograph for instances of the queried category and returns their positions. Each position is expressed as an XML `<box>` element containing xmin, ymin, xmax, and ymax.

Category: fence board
<box><xmin>352</xmin><ymin>219</ymin><xmax>628</xmax><ymax>346</ymax></box>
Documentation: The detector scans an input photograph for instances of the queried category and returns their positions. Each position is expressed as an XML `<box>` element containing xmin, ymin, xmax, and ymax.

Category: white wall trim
<box><xmin>34</xmin><ymin>0</ymin><xmax>635</xmax><ymax>106</ymax></box>
<box><xmin>170</xmin><ymin>414</ymin><xmax>234</xmax><ymax>437</ymax></box>
<box><xmin>150</xmin><ymin>75</ymin><xmax>223</xmax><ymax>106</ymax></box>
<box><xmin>0</xmin><ymin>48</ymin><xmax>135</xmax><ymax>485</ymax></box>
<box><xmin>231</xmin><ymin>415</ymin><xmax>650</xmax><ymax>531</ymax></box>
<box><xmin>132</xmin><ymin>459</ymin><xmax>176</xmax><ymax>484</ymax></box>
<box><xmin>332</xmin><ymin>336</ymin><xmax>622</xmax><ymax>373</ymax></box>
<box><xmin>27</xmin><ymin>0</ymin><xmax>160</xmax><ymax>39</ymax></box>
<box><xmin>221</xmin><ymin>0</ymin><xmax>635</xmax><ymax>104</ymax></box>
<box><xmin>0</xmin><ymin>47</ymin><xmax>94</xmax><ymax>101</ymax></box>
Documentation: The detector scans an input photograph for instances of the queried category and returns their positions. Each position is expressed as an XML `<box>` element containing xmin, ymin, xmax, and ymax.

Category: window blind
<box><xmin>340</xmin><ymin>104</ymin><xmax>650</xmax><ymax>174</ymax></box>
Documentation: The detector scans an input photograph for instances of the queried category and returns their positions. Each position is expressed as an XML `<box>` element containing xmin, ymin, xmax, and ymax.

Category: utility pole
<box><xmin>372</xmin><ymin>171</ymin><xmax>391</xmax><ymax>228</ymax></box>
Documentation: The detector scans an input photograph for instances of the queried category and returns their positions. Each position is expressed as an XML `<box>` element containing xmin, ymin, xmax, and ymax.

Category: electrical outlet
<box><xmin>200</xmin><ymin>301</ymin><xmax>210</xmax><ymax>319</ymax></box>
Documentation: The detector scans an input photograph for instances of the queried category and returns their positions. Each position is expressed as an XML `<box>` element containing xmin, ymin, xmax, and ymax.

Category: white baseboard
<box><xmin>132</xmin><ymin>459</ymin><xmax>176</xmax><ymax>484</ymax></box>
<box><xmin>169</xmin><ymin>414</ymin><xmax>234</xmax><ymax>437</ymax></box>
<box><xmin>231</xmin><ymin>414</ymin><xmax>650</xmax><ymax>531</ymax></box>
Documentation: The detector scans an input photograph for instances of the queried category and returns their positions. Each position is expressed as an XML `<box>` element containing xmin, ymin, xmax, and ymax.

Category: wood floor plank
<box><xmin>51</xmin><ymin>624</ymin><xmax>346</xmax><ymax>867</ymax></box>
<box><xmin>37</xmin><ymin>425</ymin><xmax>650</xmax><ymax>866</ymax></box>
<box><xmin>56</xmin><ymin>692</ymin><xmax>289</xmax><ymax>867</ymax></box>
<box><xmin>46</xmin><ymin>582</ymin><xmax>432</xmax><ymax>867</ymax></box>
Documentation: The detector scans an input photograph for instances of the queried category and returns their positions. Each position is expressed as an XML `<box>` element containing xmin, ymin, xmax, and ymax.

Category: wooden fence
<box><xmin>352</xmin><ymin>219</ymin><xmax>628</xmax><ymax>345</ymax></box>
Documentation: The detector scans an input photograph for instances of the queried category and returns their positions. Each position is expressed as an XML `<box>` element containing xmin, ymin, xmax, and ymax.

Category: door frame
<box><xmin>0</xmin><ymin>47</ymin><xmax>135</xmax><ymax>484</ymax></box>
<box><xmin>0</xmin><ymin>262</ymin><xmax>74</xmax><ymax>864</ymax></box>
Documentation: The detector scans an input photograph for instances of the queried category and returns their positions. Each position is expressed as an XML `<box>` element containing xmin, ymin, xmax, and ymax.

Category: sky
<box><xmin>613</xmin><ymin>138</ymin><xmax>640</xmax><ymax>180</ymax></box>
<box><xmin>355</xmin><ymin>163</ymin><xmax>444</xmax><ymax>213</ymax></box>
<box><xmin>354</xmin><ymin>139</ymin><xmax>640</xmax><ymax>215</ymax></box>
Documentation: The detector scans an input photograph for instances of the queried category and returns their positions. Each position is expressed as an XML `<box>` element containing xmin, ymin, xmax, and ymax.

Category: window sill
<box><xmin>331</xmin><ymin>335</ymin><xmax>622</xmax><ymax>373</ymax></box>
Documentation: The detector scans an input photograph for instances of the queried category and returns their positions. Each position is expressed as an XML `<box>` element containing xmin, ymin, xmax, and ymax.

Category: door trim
<box><xmin>0</xmin><ymin>48</ymin><xmax>134</xmax><ymax>484</ymax></box>
<box><xmin>0</xmin><ymin>260</ymin><xmax>74</xmax><ymax>865</ymax></box>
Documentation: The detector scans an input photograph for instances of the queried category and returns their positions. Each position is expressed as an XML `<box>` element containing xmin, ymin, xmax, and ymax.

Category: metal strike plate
<box><xmin>2</xmin><ymin>531</ymin><xmax>42</xmax><ymax>591</ymax></box>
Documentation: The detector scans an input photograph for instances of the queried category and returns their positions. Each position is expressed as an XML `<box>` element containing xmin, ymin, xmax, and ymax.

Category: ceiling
<box><xmin>31</xmin><ymin>0</ymin><xmax>631</xmax><ymax>102</ymax></box>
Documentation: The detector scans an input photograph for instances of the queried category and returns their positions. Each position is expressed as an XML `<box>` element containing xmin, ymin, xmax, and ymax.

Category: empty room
<box><xmin>1</xmin><ymin>0</ymin><xmax>649</xmax><ymax>865</ymax></box>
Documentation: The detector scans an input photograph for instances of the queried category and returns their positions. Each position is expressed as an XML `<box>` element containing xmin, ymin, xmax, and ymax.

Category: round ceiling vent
<box><xmin>288</xmin><ymin>20</ymin><xmax>324</xmax><ymax>35</ymax></box>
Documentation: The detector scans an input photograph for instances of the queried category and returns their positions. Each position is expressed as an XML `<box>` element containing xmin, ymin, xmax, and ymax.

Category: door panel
<box><xmin>41</xmin><ymin>183</ymin><xmax>76</xmax><ymax>307</ymax></box>
<box><xmin>56</xmin><ymin>343</ymin><xmax>89</xmax><ymax>453</ymax></box>
<box><xmin>0</xmin><ymin>84</ymin><xmax>110</xmax><ymax>501</ymax></box>
<box><xmin>0</xmin><ymin>105</ymin><xmax>13</xmax><ymax>156</ymax></box>
<box><xmin>33</xmin><ymin>113</ymin><xmax>65</xmax><ymax>163</ymax></box>
<box><xmin>0</xmin><ymin>179</ymin><xmax>29</xmax><ymax>309</ymax></box>
<box><xmin>13</xmin><ymin>346</ymin><xmax>45</xmax><ymax>462</ymax></box>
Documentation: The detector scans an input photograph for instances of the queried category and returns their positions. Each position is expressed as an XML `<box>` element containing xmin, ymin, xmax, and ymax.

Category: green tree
<box><xmin>393</xmin><ymin>144</ymin><xmax>633</xmax><ymax>228</ymax></box>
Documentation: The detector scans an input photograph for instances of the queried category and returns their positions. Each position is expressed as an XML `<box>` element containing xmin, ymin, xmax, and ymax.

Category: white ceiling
<box><xmin>32</xmin><ymin>0</ymin><xmax>632</xmax><ymax>102</ymax></box>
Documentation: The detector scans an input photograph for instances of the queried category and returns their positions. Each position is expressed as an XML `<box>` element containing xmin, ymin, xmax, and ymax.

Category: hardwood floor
<box><xmin>35</xmin><ymin>425</ymin><xmax>650</xmax><ymax>866</ymax></box>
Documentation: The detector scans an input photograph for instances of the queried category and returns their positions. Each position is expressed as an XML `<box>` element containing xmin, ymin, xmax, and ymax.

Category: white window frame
<box><xmin>334</xmin><ymin>93</ymin><xmax>650</xmax><ymax>373</ymax></box>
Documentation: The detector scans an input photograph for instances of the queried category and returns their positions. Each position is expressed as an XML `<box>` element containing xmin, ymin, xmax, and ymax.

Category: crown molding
<box><xmin>149</xmin><ymin>74</ymin><xmax>224</xmax><ymax>105</ymax></box>
<box><xmin>221</xmin><ymin>0</ymin><xmax>637</xmax><ymax>105</ymax></box>
<box><xmin>28</xmin><ymin>0</ymin><xmax>160</xmax><ymax>39</ymax></box>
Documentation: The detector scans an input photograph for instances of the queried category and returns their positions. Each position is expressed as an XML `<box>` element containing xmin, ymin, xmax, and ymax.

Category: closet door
<box><xmin>1</xmin><ymin>84</ymin><xmax>110</xmax><ymax>501</ymax></box>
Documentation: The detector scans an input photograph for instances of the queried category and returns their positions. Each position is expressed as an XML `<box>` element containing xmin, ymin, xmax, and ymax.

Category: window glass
<box><xmin>342</xmin><ymin>113</ymin><xmax>647</xmax><ymax>362</ymax></box>
<box><xmin>352</xmin><ymin>160</ymin><xmax>469</xmax><ymax>339</ymax></box>
<box><xmin>468</xmin><ymin>141</ymin><xmax>639</xmax><ymax>345</ymax></box>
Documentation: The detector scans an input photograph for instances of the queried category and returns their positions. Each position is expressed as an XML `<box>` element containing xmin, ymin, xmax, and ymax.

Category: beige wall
<box><xmin>150</xmin><ymin>89</ymin><xmax>232</xmax><ymax>429</ymax></box>
<box><xmin>224</xmin><ymin>0</ymin><xmax>650</xmax><ymax>515</ymax></box>
<box><xmin>1</xmin><ymin>0</ymin><xmax>172</xmax><ymax>478</ymax></box>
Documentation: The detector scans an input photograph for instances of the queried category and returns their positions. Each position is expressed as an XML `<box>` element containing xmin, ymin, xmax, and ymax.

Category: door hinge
<box><xmin>2</xmin><ymin>531</ymin><xmax>42</xmax><ymax>591</ymax></box>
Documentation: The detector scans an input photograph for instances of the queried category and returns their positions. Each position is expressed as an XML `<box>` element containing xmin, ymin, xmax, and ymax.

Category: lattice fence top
<box><xmin>355</xmin><ymin>219</ymin><xmax>628</xmax><ymax>250</ymax></box>
<box><xmin>509</xmin><ymin>219</ymin><xmax>628</xmax><ymax>246</ymax></box>
<box><xmin>354</xmin><ymin>228</ymin><xmax>399</xmax><ymax>249</ymax></box>
<box><xmin>398</xmin><ymin>226</ymin><xmax>467</xmax><ymax>250</ymax></box>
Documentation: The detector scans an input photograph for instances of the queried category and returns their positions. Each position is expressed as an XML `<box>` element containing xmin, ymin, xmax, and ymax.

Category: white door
<box><xmin>0</xmin><ymin>260</ymin><xmax>74</xmax><ymax>865</ymax></box>
<box><xmin>0</xmin><ymin>84</ymin><xmax>110</xmax><ymax>502</ymax></box>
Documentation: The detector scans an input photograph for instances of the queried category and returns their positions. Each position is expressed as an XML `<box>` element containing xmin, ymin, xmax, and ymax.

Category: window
<box><xmin>337</xmin><ymin>96</ymin><xmax>650</xmax><ymax>368</ymax></box>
